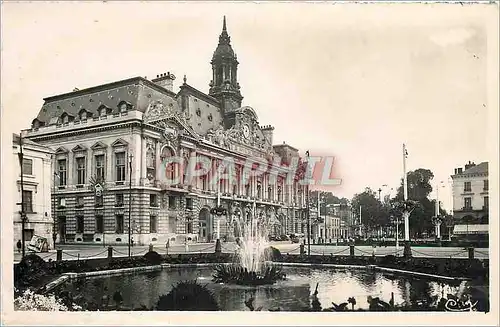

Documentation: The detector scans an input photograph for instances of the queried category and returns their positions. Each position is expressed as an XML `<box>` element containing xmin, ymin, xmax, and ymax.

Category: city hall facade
<box><xmin>23</xmin><ymin>18</ymin><xmax>312</xmax><ymax>246</ymax></box>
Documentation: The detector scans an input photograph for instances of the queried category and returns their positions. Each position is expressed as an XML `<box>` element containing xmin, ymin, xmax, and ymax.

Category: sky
<box><xmin>1</xmin><ymin>2</ymin><xmax>496</xmax><ymax>212</ymax></box>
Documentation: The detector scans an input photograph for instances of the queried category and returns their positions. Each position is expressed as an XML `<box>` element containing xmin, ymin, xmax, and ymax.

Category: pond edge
<box><xmin>42</xmin><ymin>262</ymin><xmax>468</xmax><ymax>294</ymax></box>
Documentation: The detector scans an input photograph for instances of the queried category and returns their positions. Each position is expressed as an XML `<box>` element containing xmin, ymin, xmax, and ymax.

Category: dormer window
<box><xmin>80</xmin><ymin>110</ymin><xmax>87</xmax><ymax>120</ymax></box>
<box><xmin>62</xmin><ymin>115</ymin><xmax>69</xmax><ymax>124</ymax></box>
<box><xmin>32</xmin><ymin>119</ymin><xmax>43</xmax><ymax>129</ymax></box>
<box><xmin>119</xmin><ymin>102</ymin><xmax>129</xmax><ymax>113</ymax></box>
<box><xmin>98</xmin><ymin>105</ymin><xmax>109</xmax><ymax>117</ymax></box>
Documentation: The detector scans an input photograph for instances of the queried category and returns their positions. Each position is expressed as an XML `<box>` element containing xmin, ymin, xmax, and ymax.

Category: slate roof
<box><xmin>463</xmin><ymin>162</ymin><xmax>488</xmax><ymax>175</ymax></box>
<box><xmin>33</xmin><ymin>77</ymin><xmax>184</xmax><ymax>126</ymax></box>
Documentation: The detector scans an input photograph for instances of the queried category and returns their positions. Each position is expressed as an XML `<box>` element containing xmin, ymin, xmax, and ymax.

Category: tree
<box><xmin>351</xmin><ymin>188</ymin><xmax>389</xmax><ymax>230</ymax></box>
<box><xmin>309</xmin><ymin>190</ymin><xmax>349</xmax><ymax>215</ymax></box>
<box><xmin>395</xmin><ymin>168</ymin><xmax>434</xmax><ymax>201</ymax></box>
<box><xmin>393</xmin><ymin>168</ymin><xmax>439</xmax><ymax>237</ymax></box>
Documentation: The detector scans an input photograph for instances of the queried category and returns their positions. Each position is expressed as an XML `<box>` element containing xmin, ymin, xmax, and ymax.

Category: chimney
<box><xmin>465</xmin><ymin>161</ymin><xmax>476</xmax><ymax>170</ymax></box>
<box><xmin>260</xmin><ymin>125</ymin><xmax>275</xmax><ymax>146</ymax></box>
<box><xmin>152</xmin><ymin>72</ymin><xmax>176</xmax><ymax>92</ymax></box>
<box><xmin>457</xmin><ymin>168</ymin><xmax>463</xmax><ymax>174</ymax></box>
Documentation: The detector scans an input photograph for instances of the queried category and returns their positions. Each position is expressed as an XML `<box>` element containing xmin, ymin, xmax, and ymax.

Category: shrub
<box><xmin>264</xmin><ymin>246</ymin><xmax>282</xmax><ymax>261</ymax></box>
<box><xmin>156</xmin><ymin>280</ymin><xmax>219</xmax><ymax>311</ymax></box>
<box><xmin>143</xmin><ymin>251</ymin><xmax>163</xmax><ymax>265</ymax></box>
<box><xmin>14</xmin><ymin>289</ymin><xmax>81</xmax><ymax>311</ymax></box>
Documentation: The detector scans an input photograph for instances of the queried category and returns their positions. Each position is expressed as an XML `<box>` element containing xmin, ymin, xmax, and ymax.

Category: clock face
<box><xmin>243</xmin><ymin>124</ymin><xmax>250</xmax><ymax>138</ymax></box>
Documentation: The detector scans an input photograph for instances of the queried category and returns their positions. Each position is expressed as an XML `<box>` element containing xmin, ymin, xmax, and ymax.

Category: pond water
<box><xmin>59</xmin><ymin>266</ymin><xmax>484</xmax><ymax>311</ymax></box>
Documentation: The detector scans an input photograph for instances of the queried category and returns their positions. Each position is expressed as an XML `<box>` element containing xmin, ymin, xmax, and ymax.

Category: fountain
<box><xmin>213</xmin><ymin>200</ymin><xmax>285</xmax><ymax>285</ymax></box>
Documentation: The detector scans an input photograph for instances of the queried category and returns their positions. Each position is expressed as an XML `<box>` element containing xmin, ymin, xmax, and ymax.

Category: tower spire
<box><xmin>209</xmin><ymin>16</ymin><xmax>243</xmax><ymax>111</ymax></box>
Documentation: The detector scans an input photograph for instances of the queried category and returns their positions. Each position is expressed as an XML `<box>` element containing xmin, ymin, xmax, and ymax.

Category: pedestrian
<box><xmin>184</xmin><ymin>239</ymin><xmax>189</xmax><ymax>253</ymax></box>
<box><xmin>16</xmin><ymin>240</ymin><xmax>21</xmax><ymax>253</ymax></box>
<box><xmin>166</xmin><ymin>239</ymin><xmax>170</xmax><ymax>255</ymax></box>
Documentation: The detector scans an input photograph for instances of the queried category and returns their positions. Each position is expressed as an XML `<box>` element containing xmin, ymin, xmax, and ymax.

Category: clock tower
<box><xmin>209</xmin><ymin>16</ymin><xmax>243</xmax><ymax>112</ymax></box>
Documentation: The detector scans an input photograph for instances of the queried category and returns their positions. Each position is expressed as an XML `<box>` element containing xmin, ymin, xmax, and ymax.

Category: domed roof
<box><xmin>212</xmin><ymin>16</ymin><xmax>236</xmax><ymax>61</ymax></box>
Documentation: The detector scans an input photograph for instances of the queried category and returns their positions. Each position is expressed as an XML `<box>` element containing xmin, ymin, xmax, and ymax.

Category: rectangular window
<box><xmin>76</xmin><ymin>196</ymin><xmax>84</xmax><ymax>208</ymax></box>
<box><xmin>464</xmin><ymin>181</ymin><xmax>471</xmax><ymax>192</ymax></box>
<box><xmin>150</xmin><ymin>194</ymin><xmax>158</xmax><ymax>207</ymax></box>
<box><xmin>484</xmin><ymin>196</ymin><xmax>489</xmax><ymax>208</ymax></box>
<box><xmin>95</xmin><ymin>215</ymin><xmax>104</xmax><ymax>233</ymax></box>
<box><xmin>168</xmin><ymin>196</ymin><xmax>176</xmax><ymax>209</ymax></box>
<box><xmin>22</xmin><ymin>158</ymin><xmax>33</xmax><ymax>175</ymax></box>
<box><xmin>464</xmin><ymin>197</ymin><xmax>472</xmax><ymax>209</ymax></box>
<box><xmin>95</xmin><ymin>154</ymin><xmax>105</xmax><ymax>180</ymax></box>
<box><xmin>58</xmin><ymin>159</ymin><xmax>67</xmax><ymax>186</ymax></box>
<box><xmin>150</xmin><ymin>215</ymin><xmax>158</xmax><ymax>233</ymax></box>
<box><xmin>484</xmin><ymin>180</ymin><xmax>489</xmax><ymax>191</ymax></box>
<box><xmin>186</xmin><ymin>198</ymin><xmax>193</xmax><ymax>210</ymax></box>
<box><xmin>22</xmin><ymin>190</ymin><xmax>33</xmax><ymax>213</ymax></box>
<box><xmin>115</xmin><ymin>194</ymin><xmax>124</xmax><ymax>207</ymax></box>
<box><xmin>168</xmin><ymin>216</ymin><xmax>177</xmax><ymax>233</ymax></box>
<box><xmin>201</xmin><ymin>176</ymin><xmax>207</xmax><ymax>191</ymax></box>
<box><xmin>76</xmin><ymin>157</ymin><xmax>86</xmax><ymax>184</ymax></box>
<box><xmin>58</xmin><ymin>198</ymin><xmax>66</xmax><ymax>208</ymax></box>
<box><xmin>95</xmin><ymin>195</ymin><xmax>103</xmax><ymax>208</ymax></box>
<box><xmin>76</xmin><ymin>216</ymin><xmax>84</xmax><ymax>233</ymax></box>
<box><xmin>115</xmin><ymin>214</ymin><xmax>124</xmax><ymax>234</ymax></box>
<box><xmin>115</xmin><ymin>152</ymin><xmax>126</xmax><ymax>182</ymax></box>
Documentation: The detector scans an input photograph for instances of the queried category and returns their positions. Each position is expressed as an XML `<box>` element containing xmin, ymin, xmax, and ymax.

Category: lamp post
<box><xmin>305</xmin><ymin>151</ymin><xmax>311</xmax><ymax>256</ymax></box>
<box><xmin>128</xmin><ymin>153</ymin><xmax>133</xmax><ymax>257</ymax></box>
<box><xmin>390</xmin><ymin>215</ymin><xmax>400</xmax><ymax>254</ymax></box>
<box><xmin>434</xmin><ymin>181</ymin><xmax>445</xmax><ymax>241</ymax></box>
<box><xmin>53</xmin><ymin>171</ymin><xmax>59</xmax><ymax>250</ymax></box>
<box><xmin>18</xmin><ymin>134</ymin><xmax>27</xmax><ymax>258</ymax></box>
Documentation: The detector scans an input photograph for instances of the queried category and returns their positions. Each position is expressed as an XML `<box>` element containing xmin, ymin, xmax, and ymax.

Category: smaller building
<box><xmin>314</xmin><ymin>214</ymin><xmax>341</xmax><ymax>243</ymax></box>
<box><xmin>450</xmin><ymin>161</ymin><xmax>488</xmax><ymax>241</ymax></box>
<box><xmin>13</xmin><ymin>134</ymin><xmax>55</xmax><ymax>250</ymax></box>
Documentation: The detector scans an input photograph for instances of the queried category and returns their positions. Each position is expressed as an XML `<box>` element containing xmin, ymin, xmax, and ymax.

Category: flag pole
<box><xmin>403</xmin><ymin>143</ymin><xmax>410</xmax><ymax>241</ymax></box>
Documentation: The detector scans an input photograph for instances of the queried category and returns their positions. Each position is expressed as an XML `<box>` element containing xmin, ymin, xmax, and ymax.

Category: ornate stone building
<box><xmin>23</xmin><ymin>17</ymin><xmax>309</xmax><ymax>245</ymax></box>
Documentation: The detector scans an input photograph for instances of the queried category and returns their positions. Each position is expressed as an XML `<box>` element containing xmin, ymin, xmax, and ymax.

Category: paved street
<box><xmin>14</xmin><ymin>241</ymin><xmax>488</xmax><ymax>263</ymax></box>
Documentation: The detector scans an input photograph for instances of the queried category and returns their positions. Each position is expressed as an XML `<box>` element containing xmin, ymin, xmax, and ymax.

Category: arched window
<box><xmin>98</xmin><ymin>105</ymin><xmax>109</xmax><ymax>117</ymax></box>
<box><xmin>119</xmin><ymin>102</ymin><xmax>129</xmax><ymax>113</ymax></box>
<box><xmin>61</xmin><ymin>113</ymin><xmax>69</xmax><ymax>124</ymax></box>
<box><xmin>79</xmin><ymin>109</ymin><xmax>88</xmax><ymax>121</ymax></box>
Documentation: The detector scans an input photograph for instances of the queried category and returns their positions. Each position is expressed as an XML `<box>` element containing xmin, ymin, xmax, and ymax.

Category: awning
<box><xmin>453</xmin><ymin>224</ymin><xmax>489</xmax><ymax>235</ymax></box>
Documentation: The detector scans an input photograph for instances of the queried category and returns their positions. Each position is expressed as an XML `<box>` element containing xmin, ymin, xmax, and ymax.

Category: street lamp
<box><xmin>305</xmin><ymin>151</ymin><xmax>311</xmax><ymax>256</ymax></box>
<box><xmin>17</xmin><ymin>133</ymin><xmax>27</xmax><ymax>258</ymax></box>
<box><xmin>53</xmin><ymin>171</ymin><xmax>59</xmax><ymax>249</ymax></box>
<box><xmin>128</xmin><ymin>153</ymin><xmax>133</xmax><ymax>257</ymax></box>
<box><xmin>390</xmin><ymin>215</ymin><xmax>400</xmax><ymax>253</ymax></box>
<box><xmin>433</xmin><ymin>181</ymin><xmax>445</xmax><ymax>241</ymax></box>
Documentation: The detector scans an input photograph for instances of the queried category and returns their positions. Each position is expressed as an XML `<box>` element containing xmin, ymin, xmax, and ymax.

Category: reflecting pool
<box><xmin>58</xmin><ymin>265</ymin><xmax>487</xmax><ymax>311</ymax></box>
